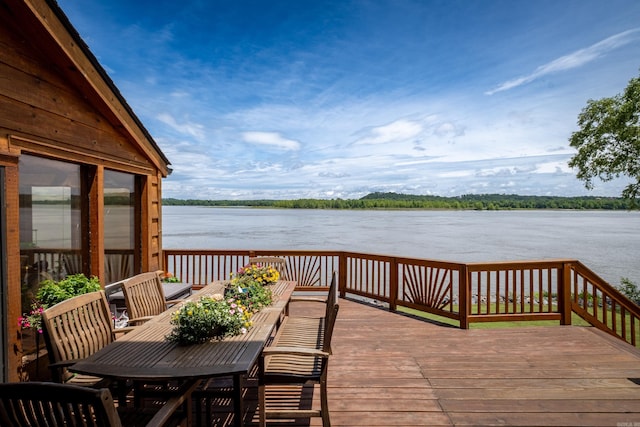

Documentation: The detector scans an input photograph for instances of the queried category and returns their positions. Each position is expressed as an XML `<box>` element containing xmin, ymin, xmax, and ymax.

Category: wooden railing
<box><xmin>162</xmin><ymin>249</ymin><xmax>640</xmax><ymax>347</ymax></box>
<box><xmin>21</xmin><ymin>248</ymin><xmax>134</xmax><ymax>284</ymax></box>
<box><xmin>569</xmin><ymin>261</ymin><xmax>640</xmax><ymax>346</ymax></box>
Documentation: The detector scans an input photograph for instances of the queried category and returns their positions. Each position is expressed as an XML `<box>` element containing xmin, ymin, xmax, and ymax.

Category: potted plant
<box><xmin>224</xmin><ymin>281</ymin><xmax>273</xmax><ymax>313</ymax></box>
<box><xmin>231</xmin><ymin>264</ymin><xmax>280</xmax><ymax>287</ymax></box>
<box><xmin>166</xmin><ymin>293</ymin><xmax>253</xmax><ymax>345</ymax></box>
<box><xmin>161</xmin><ymin>271</ymin><xmax>181</xmax><ymax>283</ymax></box>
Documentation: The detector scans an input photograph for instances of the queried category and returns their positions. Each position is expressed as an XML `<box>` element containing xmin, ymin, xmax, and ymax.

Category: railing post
<box><xmin>459</xmin><ymin>265</ymin><xmax>469</xmax><ymax>329</ymax></box>
<box><xmin>389</xmin><ymin>258</ymin><xmax>398</xmax><ymax>312</ymax></box>
<box><xmin>338</xmin><ymin>252</ymin><xmax>347</xmax><ymax>298</ymax></box>
<box><xmin>559</xmin><ymin>262</ymin><xmax>572</xmax><ymax>325</ymax></box>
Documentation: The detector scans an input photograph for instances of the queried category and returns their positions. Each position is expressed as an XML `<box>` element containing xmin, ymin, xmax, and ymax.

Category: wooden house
<box><xmin>0</xmin><ymin>0</ymin><xmax>171</xmax><ymax>381</ymax></box>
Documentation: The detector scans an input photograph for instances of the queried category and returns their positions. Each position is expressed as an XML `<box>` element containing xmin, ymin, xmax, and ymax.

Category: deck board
<box><xmin>203</xmin><ymin>297</ymin><xmax>640</xmax><ymax>426</ymax></box>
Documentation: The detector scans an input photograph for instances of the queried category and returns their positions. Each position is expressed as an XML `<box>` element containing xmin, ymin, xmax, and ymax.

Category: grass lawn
<box><xmin>397</xmin><ymin>305</ymin><xmax>592</xmax><ymax>329</ymax></box>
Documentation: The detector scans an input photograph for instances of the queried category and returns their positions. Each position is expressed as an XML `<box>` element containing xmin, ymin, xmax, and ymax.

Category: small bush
<box><xmin>36</xmin><ymin>274</ymin><xmax>101</xmax><ymax>307</ymax></box>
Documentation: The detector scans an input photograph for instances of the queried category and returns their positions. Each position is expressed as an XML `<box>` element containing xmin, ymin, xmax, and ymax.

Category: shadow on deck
<box><xmin>202</xmin><ymin>297</ymin><xmax>640</xmax><ymax>426</ymax></box>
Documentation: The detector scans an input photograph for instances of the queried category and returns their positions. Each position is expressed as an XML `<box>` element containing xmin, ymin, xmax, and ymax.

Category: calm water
<box><xmin>162</xmin><ymin>207</ymin><xmax>640</xmax><ymax>286</ymax></box>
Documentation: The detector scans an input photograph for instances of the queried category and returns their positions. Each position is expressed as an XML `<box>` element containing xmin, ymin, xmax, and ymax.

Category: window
<box><xmin>19</xmin><ymin>155</ymin><xmax>81</xmax><ymax>313</ymax></box>
<box><xmin>104</xmin><ymin>170</ymin><xmax>135</xmax><ymax>284</ymax></box>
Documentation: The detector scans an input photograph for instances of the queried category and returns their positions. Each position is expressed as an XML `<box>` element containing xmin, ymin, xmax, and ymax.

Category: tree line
<box><xmin>163</xmin><ymin>193</ymin><xmax>634</xmax><ymax>210</ymax></box>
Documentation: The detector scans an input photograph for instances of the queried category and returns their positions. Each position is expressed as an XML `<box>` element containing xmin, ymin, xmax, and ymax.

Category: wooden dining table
<box><xmin>70</xmin><ymin>280</ymin><xmax>296</xmax><ymax>426</ymax></box>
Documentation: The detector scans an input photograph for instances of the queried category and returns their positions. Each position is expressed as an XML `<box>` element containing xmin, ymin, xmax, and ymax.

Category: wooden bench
<box><xmin>258</xmin><ymin>272</ymin><xmax>339</xmax><ymax>427</ymax></box>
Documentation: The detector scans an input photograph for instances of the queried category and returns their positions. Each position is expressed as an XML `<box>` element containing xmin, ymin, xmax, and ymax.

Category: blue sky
<box><xmin>57</xmin><ymin>0</ymin><xmax>640</xmax><ymax>200</ymax></box>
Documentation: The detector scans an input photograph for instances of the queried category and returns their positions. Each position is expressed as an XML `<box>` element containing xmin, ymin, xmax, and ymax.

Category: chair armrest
<box><xmin>126</xmin><ymin>316</ymin><xmax>155</xmax><ymax>326</ymax></box>
<box><xmin>114</xmin><ymin>326</ymin><xmax>136</xmax><ymax>335</ymax></box>
<box><xmin>263</xmin><ymin>346</ymin><xmax>330</xmax><ymax>358</ymax></box>
<box><xmin>48</xmin><ymin>359</ymin><xmax>84</xmax><ymax>369</ymax></box>
<box><xmin>165</xmin><ymin>299</ymin><xmax>185</xmax><ymax>306</ymax></box>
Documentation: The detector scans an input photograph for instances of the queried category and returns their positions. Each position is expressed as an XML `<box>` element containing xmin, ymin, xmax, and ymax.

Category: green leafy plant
<box><xmin>19</xmin><ymin>274</ymin><xmax>101</xmax><ymax>335</ymax></box>
<box><xmin>161</xmin><ymin>271</ymin><xmax>181</xmax><ymax>283</ymax></box>
<box><xmin>225</xmin><ymin>281</ymin><xmax>273</xmax><ymax>313</ymax></box>
<box><xmin>617</xmin><ymin>278</ymin><xmax>640</xmax><ymax>305</ymax></box>
<box><xmin>166</xmin><ymin>294</ymin><xmax>253</xmax><ymax>345</ymax></box>
<box><xmin>36</xmin><ymin>274</ymin><xmax>101</xmax><ymax>307</ymax></box>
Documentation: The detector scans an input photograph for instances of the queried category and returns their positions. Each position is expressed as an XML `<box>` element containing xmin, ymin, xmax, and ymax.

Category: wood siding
<box><xmin>141</xmin><ymin>173</ymin><xmax>163</xmax><ymax>273</ymax></box>
<box><xmin>0</xmin><ymin>11</ymin><xmax>153</xmax><ymax>173</ymax></box>
<box><xmin>0</xmin><ymin>153</ymin><xmax>21</xmax><ymax>383</ymax></box>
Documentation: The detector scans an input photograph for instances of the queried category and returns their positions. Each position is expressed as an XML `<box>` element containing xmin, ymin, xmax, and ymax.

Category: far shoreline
<box><xmin>162</xmin><ymin>192</ymin><xmax>634</xmax><ymax>211</ymax></box>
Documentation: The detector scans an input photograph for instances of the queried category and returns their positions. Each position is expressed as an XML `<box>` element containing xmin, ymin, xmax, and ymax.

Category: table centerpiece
<box><xmin>166</xmin><ymin>293</ymin><xmax>253</xmax><ymax>345</ymax></box>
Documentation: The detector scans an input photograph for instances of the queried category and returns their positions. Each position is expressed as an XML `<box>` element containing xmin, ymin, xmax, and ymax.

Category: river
<box><xmin>162</xmin><ymin>207</ymin><xmax>640</xmax><ymax>286</ymax></box>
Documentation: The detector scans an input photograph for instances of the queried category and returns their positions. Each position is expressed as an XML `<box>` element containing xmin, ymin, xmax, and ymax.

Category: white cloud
<box><xmin>156</xmin><ymin>113</ymin><xmax>206</xmax><ymax>141</ymax></box>
<box><xmin>242</xmin><ymin>132</ymin><xmax>301</xmax><ymax>151</ymax></box>
<box><xmin>486</xmin><ymin>28</ymin><xmax>640</xmax><ymax>95</ymax></box>
<box><xmin>434</xmin><ymin>122</ymin><xmax>464</xmax><ymax>137</ymax></box>
<box><xmin>439</xmin><ymin>170</ymin><xmax>473</xmax><ymax>178</ymax></box>
<box><xmin>533</xmin><ymin>161</ymin><xmax>573</xmax><ymax>174</ymax></box>
<box><xmin>355</xmin><ymin>119</ymin><xmax>423</xmax><ymax>145</ymax></box>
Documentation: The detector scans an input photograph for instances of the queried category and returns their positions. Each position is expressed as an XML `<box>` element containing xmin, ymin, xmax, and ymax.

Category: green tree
<box><xmin>568</xmin><ymin>72</ymin><xmax>640</xmax><ymax>203</ymax></box>
<box><xmin>617</xmin><ymin>277</ymin><xmax>640</xmax><ymax>305</ymax></box>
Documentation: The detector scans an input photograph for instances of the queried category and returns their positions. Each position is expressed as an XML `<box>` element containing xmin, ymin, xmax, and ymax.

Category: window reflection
<box><xmin>19</xmin><ymin>155</ymin><xmax>81</xmax><ymax>313</ymax></box>
<box><xmin>104</xmin><ymin>170</ymin><xmax>135</xmax><ymax>284</ymax></box>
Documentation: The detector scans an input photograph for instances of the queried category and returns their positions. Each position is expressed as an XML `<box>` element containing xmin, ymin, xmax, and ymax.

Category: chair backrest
<box><xmin>121</xmin><ymin>271</ymin><xmax>167</xmax><ymax>321</ymax></box>
<box><xmin>0</xmin><ymin>381</ymin><xmax>122</xmax><ymax>427</ymax></box>
<box><xmin>322</xmin><ymin>272</ymin><xmax>339</xmax><ymax>354</ymax></box>
<box><xmin>249</xmin><ymin>256</ymin><xmax>286</xmax><ymax>274</ymax></box>
<box><xmin>41</xmin><ymin>291</ymin><xmax>115</xmax><ymax>382</ymax></box>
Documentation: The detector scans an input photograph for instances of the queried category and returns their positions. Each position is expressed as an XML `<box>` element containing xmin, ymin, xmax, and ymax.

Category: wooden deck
<box><xmin>201</xmin><ymin>297</ymin><xmax>640</xmax><ymax>426</ymax></box>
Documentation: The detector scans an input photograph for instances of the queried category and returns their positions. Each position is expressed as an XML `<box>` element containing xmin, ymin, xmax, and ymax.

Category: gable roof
<box><xmin>5</xmin><ymin>0</ymin><xmax>171</xmax><ymax>175</ymax></box>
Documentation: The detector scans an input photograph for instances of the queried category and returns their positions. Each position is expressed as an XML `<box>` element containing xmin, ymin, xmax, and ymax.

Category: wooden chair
<box><xmin>249</xmin><ymin>256</ymin><xmax>286</xmax><ymax>274</ymax></box>
<box><xmin>121</xmin><ymin>271</ymin><xmax>184</xmax><ymax>325</ymax></box>
<box><xmin>0</xmin><ymin>381</ymin><xmax>193</xmax><ymax>427</ymax></box>
<box><xmin>258</xmin><ymin>275</ymin><xmax>340</xmax><ymax>427</ymax></box>
<box><xmin>41</xmin><ymin>290</ymin><xmax>133</xmax><ymax>387</ymax></box>
<box><xmin>119</xmin><ymin>271</ymin><xmax>193</xmax><ymax>404</ymax></box>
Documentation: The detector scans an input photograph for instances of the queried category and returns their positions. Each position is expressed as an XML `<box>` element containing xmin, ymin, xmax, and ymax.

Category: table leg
<box><xmin>233</xmin><ymin>374</ymin><xmax>243</xmax><ymax>427</ymax></box>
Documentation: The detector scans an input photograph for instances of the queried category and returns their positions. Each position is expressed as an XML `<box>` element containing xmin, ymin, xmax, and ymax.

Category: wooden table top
<box><xmin>70</xmin><ymin>281</ymin><xmax>296</xmax><ymax>381</ymax></box>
